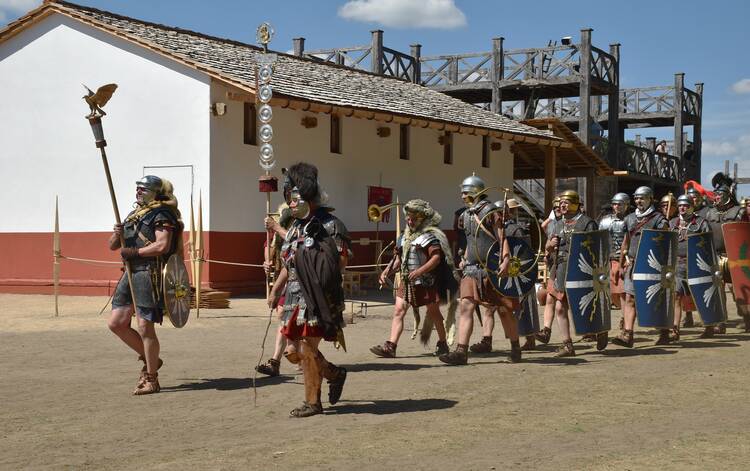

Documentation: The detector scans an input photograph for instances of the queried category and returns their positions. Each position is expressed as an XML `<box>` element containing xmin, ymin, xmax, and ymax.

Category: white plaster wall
<box><xmin>0</xmin><ymin>13</ymin><xmax>210</xmax><ymax>232</ymax></box>
<box><xmin>210</xmin><ymin>82</ymin><xmax>514</xmax><ymax>233</ymax></box>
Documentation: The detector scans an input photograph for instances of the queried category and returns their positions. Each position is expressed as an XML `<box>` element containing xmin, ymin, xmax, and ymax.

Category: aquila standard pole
<box><xmin>87</xmin><ymin>116</ymin><xmax>139</xmax><ymax>309</ymax></box>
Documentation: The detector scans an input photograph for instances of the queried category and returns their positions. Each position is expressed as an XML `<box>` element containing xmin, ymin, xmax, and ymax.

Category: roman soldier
<box><xmin>439</xmin><ymin>175</ymin><xmax>521</xmax><ymax>365</ymax></box>
<box><xmin>544</xmin><ymin>190</ymin><xmax>600</xmax><ymax>357</ymax></box>
<box><xmin>599</xmin><ymin>192</ymin><xmax>629</xmax><ymax>310</ymax></box>
<box><xmin>705</xmin><ymin>180</ymin><xmax>743</xmax><ymax>336</ymax></box>
<box><xmin>660</xmin><ymin>193</ymin><xmax>697</xmax><ymax>328</ymax></box>
<box><xmin>371</xmin><ymin>199</ymin><xmax>457</xmax><ymax>358</ymax></box>
<box><xmin>107</xmin><ymin>175</ymin><xmax>183</xmax><ymax>395</ymax></box>
<box><xmin>687</xmin><ymin>185</ymin><xmax>711</xmax><ymax>218</ymax></box>
<box><xmin>612</xmin><ymin>186</ymin><xmax>669</xmax><ymax>348</ymax></box>
<box><xmin>535</xmin><ymin>195</ymin><xmax>562</xmax><ymax>345</ymax></box>
<box><xmin>470</xmin><ymin>198</ymin><xmax>535</xmax><ymax>353</ymax></box>
<box><xmin>668</xmin><ymin>194</ymin><xmax>710</xmax><ymax>341</ymax></box>
<box><xmin>267</xmin><ymin>162</ymin><xmax>349</xmax><ymax>418</ymax></box>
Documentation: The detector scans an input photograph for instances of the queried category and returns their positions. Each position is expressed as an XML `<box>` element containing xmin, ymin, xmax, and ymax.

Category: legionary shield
<box><xmin>687</xmin><ymin>232</ymin><xmax>727</xmax><ymax>326</ymax></box>
<box><xmin>564</xmin><ymin>230</ymin><xmax>611</xmax><ymax>335</ymax></box>
<box><xmin>162</xmin><ymin>253</ymin><xmax>192</xmax><ymax>328</ymax></box>
<box><xmin>485</xmin><ymin>236</ymin><xmax>538</xmax><ymax>298</ymax></box>
<box><xmin>516</xmin><ymin>290</ymin><xmax>540</xmax><ymax>337</ymax></box>
<box><xmin>632</xmin><ymin>229</ymin><xmax>677</xmax><ymax>328</ymax></box>
<box><xmin>723</xmin><ymin>222</ymin><xmax>750</xmax><ymax>308</ymax></box>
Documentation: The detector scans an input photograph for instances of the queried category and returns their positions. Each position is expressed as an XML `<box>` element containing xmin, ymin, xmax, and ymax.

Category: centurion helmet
<box><xmin>460</xmin><ymin>174</ymin><xmax>486</xmax><ymax>205</ymax></box>
<box><xmin>559</xmin><ymin>189</ymin><xmax>581</xmax><ymax>212</ymax></box>
<box><xmin>660</xmin><ymin>194</ymin><xmax>677</xmax><ymax>206</ymax></box>
<box><xmin>677</xmin><ymin>194</ymin><xmax>692</xmax><ymax>206</ymax></box>
<box><xmin>136</xmin><ymin>175</ymin><xmax>163</xmax><ymax>193</ymax></box>
<box><xmin>633</xmin><ymin>186</ymin><xmax>654</xmax><ymax>199</ymax></box>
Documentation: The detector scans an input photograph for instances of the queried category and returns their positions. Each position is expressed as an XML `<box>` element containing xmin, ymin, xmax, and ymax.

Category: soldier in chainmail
<box><xmin>371</xmin><ymin>199</ymin><xmax>458</xmax><ymax>358</ymax></box>
<box><xmin>536</xmin><ymin>196</ymin><xmax>562</xmax><ymax>346</ymax></box>
<box><xmin>544</xmin><ymin>190</ymin><xmax>599</xmax><ymax>357</ymax></box>
<box><xmin>599</xmin><ymin>193</ymin><xmax>630</xmax><ymax>311</ymax></box>
<box><xmin>108</xmin><ymin>175</ymin><xmax>183</xmax><ymax>395</ymax></box>
<box><xmin>612</xmin><ymin>186</ymin><xmax>669</xmax><ymax>348</ymax></box>
<box><xmin>439</xmin><ymin>175</ymin><xmax>523</xmax><ymax>365</ymax></box>
<box><xmin>705</xmin><ymin>181</ymin><xmax>744</xmax><ymax>335</ymax></box>
<box><xmin>668</xmin><ymin>194</ymin><xmax>710</xmax><ymax>342</ymax></box>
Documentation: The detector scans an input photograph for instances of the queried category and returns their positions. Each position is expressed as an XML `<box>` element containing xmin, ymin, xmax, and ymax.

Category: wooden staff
<box><xmin>53</xmin><ymin>196</ymin><xmax>60</xmax><ymax>317</ymax></box>
<box><xmin>189</xmin><ymin>196</ymin><xmax>197</xmax><ymax>295</ymax></box>
<box><xmin>195</xmin><ymin>192</ymin><xmax>204</xmax><ymax>318</ymax></box>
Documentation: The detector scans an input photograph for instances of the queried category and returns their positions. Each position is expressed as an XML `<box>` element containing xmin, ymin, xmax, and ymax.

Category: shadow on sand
<box><xmin>346</xmin><ymin>362</ymin><xmax>443</xmax><ymax>373</ymax></box>
<box><xmin>328</xmin><ymin>398</ymin><xmax>457</xmax><ymax>415</ymax></box>
<box><xmin>162</xmin><ymin>375</ymin><xmax>294</xmax><ymax>392</ymax></box>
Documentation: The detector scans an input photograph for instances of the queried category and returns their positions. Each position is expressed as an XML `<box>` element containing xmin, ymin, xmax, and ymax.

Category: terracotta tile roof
<box><xmin>3</xmin><ymin>1</ymin><xmax>559</xmax><ymax>142</ymax></box>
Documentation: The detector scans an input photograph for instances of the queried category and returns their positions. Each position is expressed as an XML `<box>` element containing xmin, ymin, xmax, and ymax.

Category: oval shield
<box><xmin>485</xmin><ymin>236</ymin><xmax>538</xmax><ymax>298</ymax></box>
<box><xmin>564</xmin><ymin>230</ymin><xmax>611</xmax><ymax>335</ymax></box>
<box><xmin>723</xmin><ymin>222</ymin><xmax>750</xmax><ymax>307</ymax></box>
<box><xmin>162</xmin><ymin>253</ymin><xmax>191</xmax><ymax>328</ymax></box>
<box><xmin>632</xmin><ymin>229</ymin><xmax>677</xmax><ymax>328</ymax></box>
<box><xmin>687</xmin><ymin>232</ymin><xmax>727</xmax><ymax>326</ymax></box>
<box><xmin>516</xmin><ymin>290</ymin><xmax>540</xmax><ymax>337</ymax></box>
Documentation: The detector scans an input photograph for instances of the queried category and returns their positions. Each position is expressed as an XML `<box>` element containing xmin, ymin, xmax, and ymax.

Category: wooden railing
<box><xmin>304</xmin><ymin>38</ymin><xmax>418</xmax><ymax>82</ymax></box>
<box><xmin>619</xmin><ymin>142</ymin><xmax>682</xmax><ymax>181</ymax></box>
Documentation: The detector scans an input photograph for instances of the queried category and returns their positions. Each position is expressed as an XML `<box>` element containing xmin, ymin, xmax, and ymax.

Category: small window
<box><xmin>399</xmin><ymin>124</ymin><xmax>410</xmax><ymax>160</ymax></box>
<box><xmin>330</xmin><ymin>115</ymin><xmax>341</xmax><ymax>154</ymax></box>
<box><xmin>482</xmin><ymin>135</ymin><xmax>490</xmax><ymax>168</ymax></box>
<box><xmin>443</xmin><ymin>131</ymin><xmax>453</xmax><ymax>164</ymax></box>
<box><xmin>243</xmin><ymin>102</ymin><xmax>256</xmax><ymax>145</ymax></box>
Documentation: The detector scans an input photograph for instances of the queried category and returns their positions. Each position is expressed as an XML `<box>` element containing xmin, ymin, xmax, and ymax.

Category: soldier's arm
<box><xmin>108</xmin><ymin>224</ymin><xmax>122</xmax><ymax>250</ymax></box>
<box><xmin>268</xmin><ymin>267</ymin><xmax>288</xmax><ymax>308</ymax></box>
<box><xmin>408</xmin><ymin>245</ymin><xmax>441</xmax><ymax>281</ymax></box>
<box><xmin>137</xmin><ymin>227</ymin><xmax>173</xmax><ymax>258</ymax></box>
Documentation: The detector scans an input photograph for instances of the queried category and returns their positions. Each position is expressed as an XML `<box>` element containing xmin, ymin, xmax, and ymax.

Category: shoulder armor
<box><xmin>412</xmin><ymin>232</ymin><xmax>438</xmax><ymax>248</ymax></box>
<box><xmin>599</xmin><ymin>214</ymin><xmax>614</xmax><ymax>230</ymax></box>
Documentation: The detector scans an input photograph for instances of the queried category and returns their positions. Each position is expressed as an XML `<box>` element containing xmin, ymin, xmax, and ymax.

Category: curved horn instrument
<box><xmin>367</xmin><ymin>202</ymin><xmax>403</xmax><ymax>222</ymax></box>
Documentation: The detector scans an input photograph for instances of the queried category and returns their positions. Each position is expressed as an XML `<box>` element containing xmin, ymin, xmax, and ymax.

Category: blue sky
<box><xmin>2</xmin><ymin>0</ymin><xmax>749</xmax><ymax>187</ymax></box>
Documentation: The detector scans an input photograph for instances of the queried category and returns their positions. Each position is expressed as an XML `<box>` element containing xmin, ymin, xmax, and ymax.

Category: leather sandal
<box><xmin>438</xmin><ymin>346</ymin><xmax>468</xmax><ymax>365</ymax></box>
<box><xmin>370</xmin><ymin>341</ymin><xmax>397</xmax><ymax>358</ymax></box>
<box><xmin>327</xmin><ymin>367</ymin><xmax>347</xmax><ymax>405</ymax></box>
<box><xmin>683</xmin><ymin>312</ymin><xmax>694</xmax><ymax>328</ymax></box>
<box><xmin>255</xmin><ymin>358</ymin><xmax>281</xmax><ymax>377</ymax></box>
<box><xmin>509</xmin><ymin>341</ymin><xmax>522</xmax><ymax>363</ymax></box>
<box><xmin>535</xmin><ymin>327</ymin><xmax>552</xmax><ymax>345</ymax></box>
<box><xmin>611</xmin><ymin>329</ymin><xmax>634</xmax><ymax>348</ymax></box>
<box><xmin>289</xmin><ymin>401</ymin><xmax>322</xmax><ymax>418</ymax></box>
<box><xmin>137</xmin><ymin>356</ymin><xmax>164</xmax><ymax>388</ymax></box>
<box><xmin>716</xmin><ymin>323</ymin><xmax>726</xmax><ymax>335</ymax></box>
<box><xmin>655</xmin><ymin>329</ymin><xmax>671</xmax><ymax>345</ymax></box>
<box><xmin>469</xmin><ymin>336</ymin><xmax>492</xmax><ymax>354</ymax></box>
<box><xmin>554</xmin><ymin>340</ymin><xmax>575</xmax><ymax>358</ymax></box>
<box><xmin>596</xmin><ymin>331</ymin><xmax>608</xmax><ymax>351</ymax></box>
<box><xmin>133</xmin><ymin>372</ymin><xmax>160</xmax><ymax>395</ymax></box>
<box><xmin>434</xmin><ymin>340</ymin><xmax>450</xmax><ymax>356</ymax></box>
<box><xmin>521</xmin><ymin>336</ymin><xmax>536</xmax><ymax>351</ymax></box>
<box><xmin>699</xmin><ymin>326</ymin><xmax>715</xmax><ymax>339</ymax></box>
<box><xmin>669</xmin><ymin>326</ymin><xmax>680</xmax><ymax>342</ymax></box>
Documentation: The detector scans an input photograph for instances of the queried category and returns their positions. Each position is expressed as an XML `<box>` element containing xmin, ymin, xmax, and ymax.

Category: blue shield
<box><xmin>564</xmin><ymin>230</ymin><xmax>611</xmax><ymax>335</ymax></box>
<box><xmin>632</xmin><ymin>229</ymin><xmax>677</xmax><ymax>328</ymax></box>
<box><xmin>687</xmin><ymin>232</ymin><xmax>727</xmax><ymax>326</ymax></box>
<box><xmin>486</xmin><ymin>236</ymin><xmax>538</xmax><ymax>298</ymax></box>
<box><xmin>516</xmin><ymin>290</ymin><xmax>540</xmax><ymax>337</ymax></box>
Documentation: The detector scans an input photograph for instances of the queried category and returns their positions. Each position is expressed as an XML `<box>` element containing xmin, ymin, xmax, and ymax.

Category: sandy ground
<box><xmin>2</xmin><ymin>292</ymin><xmax>750</xmax><ymax>470</ymax></box>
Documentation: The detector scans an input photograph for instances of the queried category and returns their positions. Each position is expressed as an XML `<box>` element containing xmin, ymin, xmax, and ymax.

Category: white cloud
<box><xmin>338</xmin><ymin>0</ymin><xmax>467</xmax><ymax>29</ymax></box>
<box><xmin>703</xmin><ymin>140</ymin><xmax>738</xmax><ymax>157</ymax></box>
<box><xmin>732</xmin><ymin>78</ymin><xmax>750</xmax><ymax>94</ymax></box>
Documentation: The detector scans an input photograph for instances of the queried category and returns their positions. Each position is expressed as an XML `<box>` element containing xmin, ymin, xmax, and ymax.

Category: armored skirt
<box><xmin>280</xmin><ymin>279</ymin><xmax>335</xmax><ymax>341</ymax></box>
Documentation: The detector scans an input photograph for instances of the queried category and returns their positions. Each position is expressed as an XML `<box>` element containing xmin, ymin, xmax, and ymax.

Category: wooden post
<box><xmin>449</xmin><ymin>56</ymin><xmax>458</xmax><ymax>85</ymax></box>
<box><xmin>491</xmin><ymin>37</ymin><xmax>504</xmax><ymax>113</ymax></box>
<box><xmin>607</xmin><ymin>43</ymin><xmax>621</xmax><ymax>167</ymax></box>
<box><xmin>195</xmin><ymin>192</ymin><xmax>203</xmax><ymax>318</ymax></box>
<box><xmin>292</xmin><ymin>37</ymin><xmax>305</xmax><ymax>57</ymax></box>
<box><xmin>189</xmin><ymin>196</ymin><xmax>197</xmax><ymax>297</ymax></box>
<box><xmin>585</xmin><ymin>167</ymin><xmax>596</xmax><ymax>217</ymax></box>
<box><xmin>371</xmin><ymin>30</ymin><xmax>384</xmax><ymax>75</ymax></box>
<box><xmin>53</xmin><ymin>196</ymin><xmax>60</xmax><ymax>317</ymax></box>
<box><xmin>579</xmin><ymin>29</ymin><xmax>593</xmax><ymax>147</ymax></box>
<box><xmin>544</xmin><ymin>146</ymin><xmax>557</xmax><ymax>213</ymax></box>
<box><xmin>410</xmin><ymin>44</ymin><xmax>421</xmax><ymax>84</ymax></box>
<box><xmin>673</xmin><ymin>72</ymin><xmax>685</xmax><ymax>162</ymax></box>
<box><xmin>694</xmin><ymin>82</ymin><xmax>703</xmax><ymax>180</ymax></box>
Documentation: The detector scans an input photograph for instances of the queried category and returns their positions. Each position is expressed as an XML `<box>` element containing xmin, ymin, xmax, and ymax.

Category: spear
<box><xmin>53</xmin><ymin>196</ymin><xmax>60</xmax><ymax>317</ymax></box>
<box><xmin>84</xmin><ymin>86</ymin><xmax>139</xmax><ymax>310</ymax></box>
<box><xmin>195</xmin><ymin>192</ymin><xmax>203</xmax><ymax>317</ymax></box>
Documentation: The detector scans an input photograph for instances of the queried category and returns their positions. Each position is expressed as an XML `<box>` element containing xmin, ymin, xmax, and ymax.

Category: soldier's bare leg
<box><xmin>425</xmin><ymin>303</ymin><xmax>447</xmax><ymax>342</ymax></box>
<box><xmin>439</xmin><ymin>297</ymin><xmax>477</xmax><ymax>365</ymax></box>
<box><xmin>136</xmin><ymin>316</ymin><xmax>160</xmax><ymax>375</ymax></box>
<box><xmin>622</xmin><ymin>294</ymin><xmax>637</xmax><ymax>331</ymax></box>
<box><xmin>481</xmin><ymin>306</ymin><xmax>495</xmax><ymax>338</ymax></box>
<box><xmin>108</xmin><ymin>305</ymin><xmax>145</xmax><ymax>357</ymax></box>
<box><xmin>553</xmin><ymin>298</ymin><xmax>575</xmax><ymax>357</ymax></box>
<box><xmin>535</xmin><ymin>293</ymin><xmax>555</xmax><ymax>344</ymax></box>
<box><xmin>388</xmin><ymin>296</ymin><xmax>410</xmax><ymax>345</ymax></box>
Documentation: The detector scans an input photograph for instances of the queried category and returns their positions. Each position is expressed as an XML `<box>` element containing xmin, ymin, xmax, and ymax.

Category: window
<box><xmin>399</xmin><ymin>124</ymin><xmax>409</xmax><ymax>160</ymax></box>
<box><xmin>443</xmin><ymin>131</ymin><xmax>453</xmax><ymax>164</ymax></box>
<box><xmin>482</xmin><ymin>135</ymin><xmax>490</xmax><ymax>168</ymax></box>
<box><xmin>243</xmin><ymin>102</ymin><xmax>256</xmax><ymax>145</ymax></box>
<box><xmin>330</xmin><ymin>115</ymin><xmax>341</xmax><ymax>154</ymax></box>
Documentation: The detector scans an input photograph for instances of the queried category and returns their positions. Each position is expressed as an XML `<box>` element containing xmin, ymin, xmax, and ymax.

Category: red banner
<box><xmin>368</xmin><ymin>186</ymin><xmax>393</xmax><ymax>223</ymax></box>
